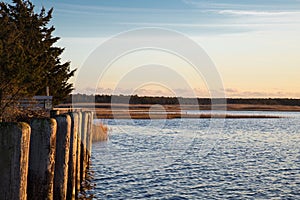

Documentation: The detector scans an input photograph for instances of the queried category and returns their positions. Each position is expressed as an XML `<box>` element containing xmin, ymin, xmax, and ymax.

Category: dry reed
<box><xmin>92</xmin><ymin>123</ymin><xmax>108</xmax><ymax>142</ymax></box>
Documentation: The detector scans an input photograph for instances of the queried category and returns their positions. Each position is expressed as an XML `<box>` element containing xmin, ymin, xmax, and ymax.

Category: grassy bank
<box><xmin>94</xmin><ymin>111</ymin><xmax>282</xmax><ymax>119</ymax></box>
<box><xmin>58</xmin><ymin>103</ymin><xmax>300</xmax><ymax>112</ymax></box>
<box><xmin>55</xmin><ymin>103</ymin><xmax>294</xmax><ymax>119</ymax></box>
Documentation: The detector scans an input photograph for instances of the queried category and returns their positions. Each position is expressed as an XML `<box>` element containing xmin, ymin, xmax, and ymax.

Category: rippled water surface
<box><xmin>90</xmin><ymin>112</ymin><xmax>300</xmax><ymax>199</ymax></box>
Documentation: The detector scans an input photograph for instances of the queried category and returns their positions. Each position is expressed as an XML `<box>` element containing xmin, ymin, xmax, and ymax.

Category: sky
<box><xmin>7</xmin><ymin>0</ymin><xmax>300</xmax><ymax>97</ymax></box>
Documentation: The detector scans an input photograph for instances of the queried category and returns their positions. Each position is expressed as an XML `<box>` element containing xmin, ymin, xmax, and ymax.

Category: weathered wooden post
<box><xmin>53</xmin><ymin>115</ymin><xmax>71</xmax><ymax>200</ymax></box>
<box><xmin>80</xmin><ymin>112</ymin><xmax>88</xmax><ymax>184</ymax></box>
<box><xmin>50</xmin><ymin>110</ymin><xmax>59</xmax><ymax>118</ymax></box>
<box><xmin>86</xmin><ymin>112</ymin><xmax>93</xmax><ymax>167</ymax></box>
<box><xmin>75</xmin><ymin>112</ymin><xmax>82</xmax><ymax>195</ymax></box>
<box><xmin>67</xmin><ymin>113</ymin><xmax>78</xmax><ymax>200</ymax></box>
<box><xmin>27</xmin><ymin>118</ymin><xmax>57</xmax><ymax>200</ymax></box>
<box><xmin>0</xmin><ymin>122</ymin><xmax>31</xmax><ymax>200</ymax></box>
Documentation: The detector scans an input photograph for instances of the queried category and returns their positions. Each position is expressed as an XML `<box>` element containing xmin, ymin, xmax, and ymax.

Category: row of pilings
<box><xmin>0</xmin><ymin>111</ymin><xmax>95</xmax><ymax>200</ymax></box>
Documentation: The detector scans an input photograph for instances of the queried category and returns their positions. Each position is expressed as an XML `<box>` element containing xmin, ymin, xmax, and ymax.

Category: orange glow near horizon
<box><xmin>61</xmin><ymin>31</ymin><xmax>300</xmax><ymax>98</ymax></box>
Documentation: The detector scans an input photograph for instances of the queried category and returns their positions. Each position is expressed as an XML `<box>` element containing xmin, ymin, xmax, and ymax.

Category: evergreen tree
<box><xmin>0</xmin><ymin>0</ymin><xmax>75</xmax><ymax>121</ymax></box>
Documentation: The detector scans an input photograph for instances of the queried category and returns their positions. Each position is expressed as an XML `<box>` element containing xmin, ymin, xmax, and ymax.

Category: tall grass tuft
<box><xmin>92</xmin><ymin>123</ymin><xmax>108</xmax><ymax>142</ymax></box>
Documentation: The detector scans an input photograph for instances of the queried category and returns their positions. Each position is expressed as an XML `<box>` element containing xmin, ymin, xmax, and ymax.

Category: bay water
<box><xmin>87</xmin><ymin>111</ymin><xmax>300</xmax><ymax>199</ymax></box>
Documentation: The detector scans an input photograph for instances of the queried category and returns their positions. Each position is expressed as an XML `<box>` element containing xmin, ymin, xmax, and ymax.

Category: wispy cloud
<box><xmin>182</xmin><ymin>0</ymin><xmax>266</xmax><ymax>10</ymax></box>
<box><xmin>118</xmin><ymin>22</ymin><xmax>296</xmax><ymax>28</ymax></box>
<box><xmin>55</xmin><ymin>2</ymin><xmax>198</xmax><ymax>15</ymax></box>
<box><xmin>52</xmin><ymin>0</ymin><xmax>300</xmax><ymax>37</ymax></box>
<box><xmin>218</xmin><ymin>10</ymin><xmax>300</xmax><ymax>16</ymax></box>
<box><xmin>225</xmin><ymin>88</ymin><xmax>300</xmax><ymax>98</ymax></box>
<box><xmin>183</xmin><ymin>0</ymin><xmax>300</xmax><ymax>18</ymax></box>
<box><xmin>182</xmin><ymin>0</ymin><xmax>300</xmax><ymax>10</ymax></box>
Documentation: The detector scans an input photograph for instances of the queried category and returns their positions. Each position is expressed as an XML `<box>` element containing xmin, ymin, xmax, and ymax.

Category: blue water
<box><xmin>89</xmin><ymin>111</ymin><xmax>300</xmax><ymax>199</ymax></box>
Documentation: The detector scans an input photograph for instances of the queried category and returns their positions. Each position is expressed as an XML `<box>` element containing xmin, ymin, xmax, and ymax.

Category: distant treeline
<box><xmin>64</xmin><ymin>94</ymin><xmax>300</xmax><ymax>106</ymax></box>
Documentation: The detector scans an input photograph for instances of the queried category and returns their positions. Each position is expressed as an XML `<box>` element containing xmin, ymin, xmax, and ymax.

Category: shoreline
<box><xmin>55</xmin><ymin>103</ymin><xmax>299</xmax><ymax>119</ymax></box>
<box><xmin>95</xmin><ymin>113</ymin><xmax>282</xmax><ymax>119</ymax></box>
<box><xmin>57</xmin><ymin>103</ymin><xmax>300</xmax><ymax>112</ymax></box>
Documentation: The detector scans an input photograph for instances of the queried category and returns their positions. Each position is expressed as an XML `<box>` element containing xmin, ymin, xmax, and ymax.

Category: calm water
<box><xmin>88</xmin><ymin>111</ymin><xmax>300</xmax><ymax>199</ymax></box>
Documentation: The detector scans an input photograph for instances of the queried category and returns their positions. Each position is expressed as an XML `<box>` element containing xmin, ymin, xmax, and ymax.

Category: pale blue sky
<box><xmin>26</xmin><ymin>0</ymin><xmax>300</xmax><ymax>37</ymax></box>
<box><xmin>5</xmin><ymin>0</ymin><xmax>300</xmax><ymax>97</ymax></box>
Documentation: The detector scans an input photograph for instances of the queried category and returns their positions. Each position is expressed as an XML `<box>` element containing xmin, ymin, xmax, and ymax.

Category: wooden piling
<box><xmin>67</xmin><ymin>113</ymin><xmax>78</xmax><ymax>200</ymax></box>
<box><xmin>0</xmin><ymin>122</ymin><xmax>31</xmax><ymax>200</ymax></box>
<box><xmin>80</xmin><ymin>112</ymin><xmax>88</xmax><ymax>184</ymax></box>
<box><xmin>75</xmin><ymin>112</ymin><xmax>82</xmax><ymax>195</ymax></box>
<box><xmin>50</xmin><ymin>110</ymin><xmax>60</xmax><ymax>118</ymax></box>
<box><xmin>27</xmin><ymin>118</ymin><xmax>57</xmax><ymax>200</ymax></box>
<box><xmin>53</xmin><ymin>115</ymin><xmax>71</xmax><ymax>200</ymax></box>
<box><xmin>86</xmin><ymin>112</ymin><xmax>93</xmax><ymax>167</ymax></box>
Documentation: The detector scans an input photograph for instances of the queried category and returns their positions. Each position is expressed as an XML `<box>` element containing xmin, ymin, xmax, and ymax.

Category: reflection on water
<box><xmin>78</xmin><ymin>170</ymin><xmax>96</xmax><ymax>200</ymax></box>
<box><xmin>87</xmin><ymin>112</ymin><xmax>300</xmax><ymax>199</ymax></box>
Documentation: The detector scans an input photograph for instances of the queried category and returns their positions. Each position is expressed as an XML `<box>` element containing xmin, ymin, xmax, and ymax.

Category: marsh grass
<box><xmin>56</xmin><ymin>103</ymin><xmax>294</xmax><ymax>119</ymax></box>
<box><xmin>92</xmin><ymin>123</ymin><xmax>108</xmax><ymax>141</ymax></box>
<box><xmin>94</xmin><ymin>110</ymin><xmax>282</xmax><ymax>119</ymax></box>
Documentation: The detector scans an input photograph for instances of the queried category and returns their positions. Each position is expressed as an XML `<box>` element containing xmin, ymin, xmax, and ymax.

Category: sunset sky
<box><xmin>14</xmin><ymin>0</ymin><xmax>300</xmax><ymax>97</ymax></box>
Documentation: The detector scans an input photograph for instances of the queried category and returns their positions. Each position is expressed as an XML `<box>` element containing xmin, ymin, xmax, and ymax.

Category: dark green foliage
<box><xmin>68</xmin><ymin>94</ymin><xmax>300</xmax><ymax>106</ymax></box>
<box><xmin>0</xmin><ymin>0</ymin><xmax>75</xmax><ymax>121</ymax></box>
